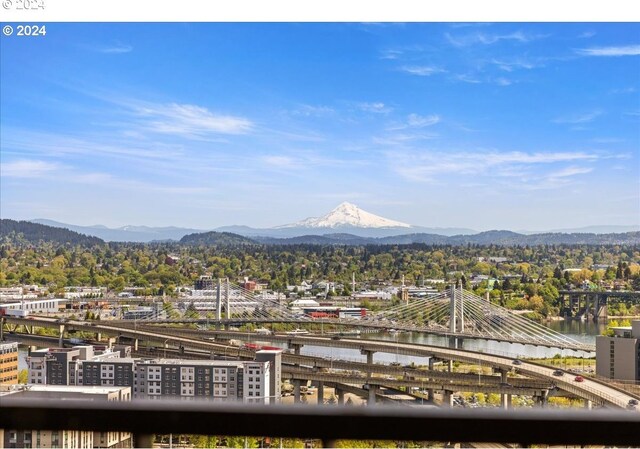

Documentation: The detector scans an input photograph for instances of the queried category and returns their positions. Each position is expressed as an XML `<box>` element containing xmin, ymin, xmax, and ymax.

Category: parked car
<box><xmin>574</xmin><ymin>376</ymin><xmax>585</xmax><ymax>382</ymax></box>
<box><xmin>553</xmin><ymin>370</ymin><xmax>564</xmax><ymax>376</ymax></box>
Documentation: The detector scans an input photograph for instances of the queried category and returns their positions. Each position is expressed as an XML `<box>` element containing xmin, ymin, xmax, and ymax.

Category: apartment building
<box><xmin>596</xmin><ymin>320</ymin><xmax>640</xmax><ymax>381</ymax></box>
<box><xmin>0</xmin><ymin>384</ymin><xmax>132</xmax><ymax>448</ymax></box>
<box><xmin>0</xmin><ymin>342</ymin><xmax>18</xmax><ymax>385</ymax></box>
<box><xmin>133</xmin><ymin>358</ymin><xmax>271</xmax><ymax>403</ymax></box>
<box><xmin>27</xmin><ymin>345</ymin><xmax>127</xmax><ymax>386</ymax></box>
<box><xmin>26</xmin><ymin>345</ymin><xmax>277</xmax><ymax>403</ymax></box>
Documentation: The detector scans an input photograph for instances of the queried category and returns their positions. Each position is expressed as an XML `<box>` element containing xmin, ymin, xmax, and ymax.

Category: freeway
<box><xmin>3</xmin><ymin>316</ymin><xmax>638</xmax><ymax>409</ymax></box>
<box><xmin>108</xmin><ymin>317</ymin><xmax>595</xmax><ymax>351</ymax></box>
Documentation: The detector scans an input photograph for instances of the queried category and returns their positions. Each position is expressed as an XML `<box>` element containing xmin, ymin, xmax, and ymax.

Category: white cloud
<box><xmin>388</xmin><ymin>150</ymin><xmax>600</xmax><ymax>183</ymax></box>
<box><xmin>386</xmin><ymin>114</ymin><xmax>441</xmax><ymax>132</ymax></box>
<box><xmin>357</xmin><ymin>102</ymin><xmax>392</xmax><ymax>114</ymax></box>
<box><xmin>553</xmin><ymin>110</ymin><xmax>602</xmax><ymax>124</ymax></box>
<box><xmin>547</xmin><ymin>166</ymin><xmax>593</xmax><ymax>178</ymax></box>
<box><xmin>407</xmin><ymin>114</ymin><xmax>440</xmax><ymax>128</ymax></box>
<box><xmin>491</xmin><ymin>58</ymin><xmax>538</xmax><ymax>72</ymax></box>
<box><xmin>495</xmin><ymin>78</ymin><xmax>512</xmax><ymax>86</ymax></box>
<box><xmin>262</xmin><ymin>155</ymin><xmax>301</xmax><ymax>169</ymax></box>
<box><xmin>291</xmin><ymin>104</ymin><xmax>335</xmax><ymax>117</ymax></box>
<box><xmin>445</xmin><ymin>31</ymin><xmax>545</xmax><ymax>47</ymax></box>
<box><xmin>1</xmin><ymin>160</ymin><xmax>62</xmax><ymax>178</ymax></box>
<box><xmin>99</xmin><ymin>43</ymin><xmax>133</xmax><ymax>54</ymax></box>
<box><xmin>135</xmin><ymin>103</ymin><xmax>253</xmax><ymax>136</ymax></box>
<box><xmin>399</xmin><ymin>66</ymin><xmax>445</xmax><ymax>76</ymax></box>
<box><xmin>380</xmin><ymin>49</ymin><xmax>404</xmax><ymax>60</ymax></box>
<box><xmin>610</xmin><ymin>87</ymin><xmax>637</xmax><ymax>94</ymax></box>
<box><xmin>578</xmin><ymin>31</ymin><xmax>596</xmax><ymax>39</ymax></box>
<box><xmin>592</xmin><ymin>138</ymin><xmax>624</xmax><ymax>144</ymax></box>
<box><xmin>373</xmin><ymin>132</ymin><xmax>438</xmax><ymax>146</ymax></box>
<box><xmin>576</xmin><ymin>45</ymin><xmax>640</xmax><ymax>57</ymax></box>
<box><xmin>454</xmin><ymin>74</ymin><xmax>481</xmax><ymax>84</ymax></box>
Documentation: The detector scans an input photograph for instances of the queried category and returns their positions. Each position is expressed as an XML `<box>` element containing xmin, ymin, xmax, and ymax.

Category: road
<box><xmin>3</xmin><ymin>316</ymin><xmax>638</xmax><ymax>409</ymax></box>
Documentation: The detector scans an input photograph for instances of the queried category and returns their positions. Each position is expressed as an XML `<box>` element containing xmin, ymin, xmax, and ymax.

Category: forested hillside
<box><xmin>0</xmin><ymin>219</ymin><xmax>104</xmax><ymax>247</ymax></box>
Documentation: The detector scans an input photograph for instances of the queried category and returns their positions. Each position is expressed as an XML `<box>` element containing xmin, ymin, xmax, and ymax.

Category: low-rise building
<box><xmin>596</xmin><ymin>320</ymin><xmax>640</xmax><ymax>381</ymax></box>
<box><xmin>26</xmin><ymin>345</ymin><xmax>279</xmax><ymax>403</ymax></box>
<box><xmin>133</xmin><ymin>358</ymin><xmax>271</xmax><ymax>403</ymax></box>
<box><xmin>0</xmin><ymin>384</ymin><xmax>132</xmax><ymax>448</ymax></box>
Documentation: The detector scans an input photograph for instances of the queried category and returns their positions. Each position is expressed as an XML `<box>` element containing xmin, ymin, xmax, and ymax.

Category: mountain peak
<box><xmin>278</xmin><ymin>203</ymin><xmax>412</xmax><ymax>229</ymax></box>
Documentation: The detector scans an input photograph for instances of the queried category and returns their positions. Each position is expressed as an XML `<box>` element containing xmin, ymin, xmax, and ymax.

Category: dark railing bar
<box><xmin>1</xmin><ymin>399</ymin><xmax>639</xmax><ymax>446</ymax></box>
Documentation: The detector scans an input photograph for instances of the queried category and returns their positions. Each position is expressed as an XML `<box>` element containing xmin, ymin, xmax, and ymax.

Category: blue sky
<box><xmin>1</xmin><ymin>23</ymin><xmax>639</xmax><ymax>231</ymax></box>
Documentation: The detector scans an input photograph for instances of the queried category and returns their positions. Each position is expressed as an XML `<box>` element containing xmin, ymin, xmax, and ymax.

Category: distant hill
<box><xmin>21</xmin><ymin>217</ymin><xmax>640</xmax><ymax>246</ymax></box>
<box><xmin>179</xmin><ymin>231</ymin><xmax>256</xmax><ymax>246</ymax></box>
<box><xmin>254</xmin><ymin>230</ymin><xmax>640</xmax><ymax>246</ymax></box>
<box><xmin>31</xmin><ymin>219</ymin><xmax>203</xmax><ymax>242</ymax></box>
<box><xmin>0</xmin><ymin>219</ymin><xmax>104</xmax><ymax>246</ymax></box>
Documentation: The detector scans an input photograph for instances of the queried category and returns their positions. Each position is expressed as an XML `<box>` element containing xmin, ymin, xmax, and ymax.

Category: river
<box><xmin>298</xmin><ymin>319</ymin><xmax>609</xmax><ymax>364</ymax></box>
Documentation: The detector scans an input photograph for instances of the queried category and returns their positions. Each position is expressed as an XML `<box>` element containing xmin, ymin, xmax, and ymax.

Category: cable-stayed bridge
<box><xmin>135</xmin><ymin>281</ymin><xmax>593</xmax><ymax>352</ymax></box>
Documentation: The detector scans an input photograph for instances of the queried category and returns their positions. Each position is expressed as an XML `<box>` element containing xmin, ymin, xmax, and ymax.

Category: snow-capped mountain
<box><xmin>277</xmin><ymin>202</ymin><xmax>412</xmax><ymax>229</ymax></box>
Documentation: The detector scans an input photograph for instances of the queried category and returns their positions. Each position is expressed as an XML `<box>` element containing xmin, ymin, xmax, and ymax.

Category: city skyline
<box><xmin>1</xmin><ymin>23</ymin><xmax>639</xmax><ymax>231</ymax></box>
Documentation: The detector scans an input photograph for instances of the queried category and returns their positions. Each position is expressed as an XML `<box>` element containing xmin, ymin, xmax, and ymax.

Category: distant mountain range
<box><xmin>31</xmin><ymin>219</ymin><xmax>204</xmax><ymax>243</ymax></box>
<box><xmin>252</xmin><ymin>230</ymin><xmax>640</xmax><ymax>246</ymax></box>
<box><xmin>24</xmin><ymin>202</ymin><xmax>639</xmax><ymax>244</ymax></box>
<box><xmin>1</xmin><ymin>219</ymin><xmax>104</xmax><ymax>246</ymax></box>
<box><xmin>4</xmin><ymin>218</ymin><xmax>640</xmax><ymax>246</ymax></box>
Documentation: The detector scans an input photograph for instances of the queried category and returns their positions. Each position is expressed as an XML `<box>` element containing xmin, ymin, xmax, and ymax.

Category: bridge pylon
<box><xmin>216</xmin><ymin>278</ymin><xmax>222</xmax><ymax>321</ymax></box>
<box><xmin>449</xmin><ymin>284</ymin><xmax>465</xmax><ymax>334</ymax></box>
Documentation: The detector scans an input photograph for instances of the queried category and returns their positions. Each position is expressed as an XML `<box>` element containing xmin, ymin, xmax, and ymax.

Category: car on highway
<box><xmin>553</xmin><ymin>370</ymin><xmax>564</xmax><ymax>376</ymax></box>
<box><xmin>629</xmin><ymin>399</ymin><xmax>639</xmax><ymax>406</ymax></box>
<box><xmin>574</xmin><ymin>375</ymin><xmax>585</xmax><ymax>382</ymax></box>
<box><xmin>512</xmin><ymin>360</ymin><xmax>522</xmax><ymax>365</ymax></box>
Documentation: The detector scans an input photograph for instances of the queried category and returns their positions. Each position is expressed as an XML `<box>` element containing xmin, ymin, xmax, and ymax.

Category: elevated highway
<box><xmin>3</xmin><ymin>316</ymin><xmax>637</xmax><ymax>409</ymax></box>
<box><xmin>106</xmin><ymin>317</ymin><xmax>595</xmax><ymax>351</ymax></box>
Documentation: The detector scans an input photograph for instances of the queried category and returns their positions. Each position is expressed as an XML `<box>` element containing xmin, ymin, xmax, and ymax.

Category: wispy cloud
<box><xmin>407</xmin><ymin>114</ymin><xmax>440</xmax><ymax>127</ymax></box>
<box><xmin>99</xmin><ymin>43</ymin><xmax>133</xmax><ymax>54</ymax></box>
<box><xmin>578</xmin><ymin>31</ymin><xmax>596</xmax><ymax>39</ymax></box>
<box><xmin>495</xmin><ymin>77</ymin><xmax>513</xmax><ymax>86</ymax></box>
<box><xmin>576</xmin><ymin>45</ymin><xmax>640</xmax><ymax>57</ymax></box>
<box><xmin>592</xmin><ymin>137</ymin><xmax>624</xmax><ymax>144</ymax></box>
<box><xmin>380</xmin><ymin>49</ymin><xmax>404</xmax><ymax>60</ymax></box>
<box><xmin>357</xmin><ymin>102</ymin><xmax>392</xmax><ymax>114</ymax></box>
<box><xmin>386</xmin><ymin>114</ymin><xmax>441</xmax><ymax>132</ymax></box>
<box><xmin>262</xmin><ymin>155</ymin><xmax>302</xmax><ymax>170</ymax></box>
<box><xmin>454</xmin><ymin>74</ymin><xmax>481</xmax><ymax>84</ymax></box>
<box><xmin>547</xmin><ymin>166</ymin><xmax>593</xmax><ymax>178</ymax></box>
<box><xmin>445</xmin><ymin>31</ymin><xmax>546</xmax><ymax>47</ymax></box>
<box><xmin>553</xmin><ymin>110</ymin><xmax>603</xmax><ymax>124</ymax></box>
<box><xmin>373</xmin><ymin>132</ymin><xmax>438</xmax><ymax>146</ymax></box>
<box><xmin>1</xmin><ymin>159</ymin><xmax>62</xmax><ymax>178</ymax></box>
<box><xmin>83</xmin><ymin>41</ymin><xmax>133</xmax><ymax>54</ymax></box>
<box><xmin>134</xmin><ymin>102</ymin><xmax>253</xmax><ymax>137</ymax></box>
<box><xmin>610</xmin><ymin>87</ymin><xmax>637</xmax><ymax>94</ymax></box>
<box><xmin>291</xmin><ymin>104</ymin><xmax>335</xmax><ymax>117</ymax></box>
<box><xmin>388</xmin><ymin>150</ymin><xmax>600</xmax><ymax>183</ymax></box>
<box><xmin>491</xmin><ymin>58</ymin><xmax>539</xmax><ymax>72</ymax></box>
<box><xmin>399</xmin><ymin>65</ymin><xmax>445</xmax><ymax>76</ymax></box>
<box><xmin>3</xmin><ymin>128</ymin><xmax>185</xmax><ymax>162</ymax></box>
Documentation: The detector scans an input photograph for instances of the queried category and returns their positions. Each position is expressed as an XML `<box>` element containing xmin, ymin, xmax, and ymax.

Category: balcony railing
<box><xmin>1</xmin><ymin>398</ymin><xmax>639</xmax><ymax>448</ymax></box>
